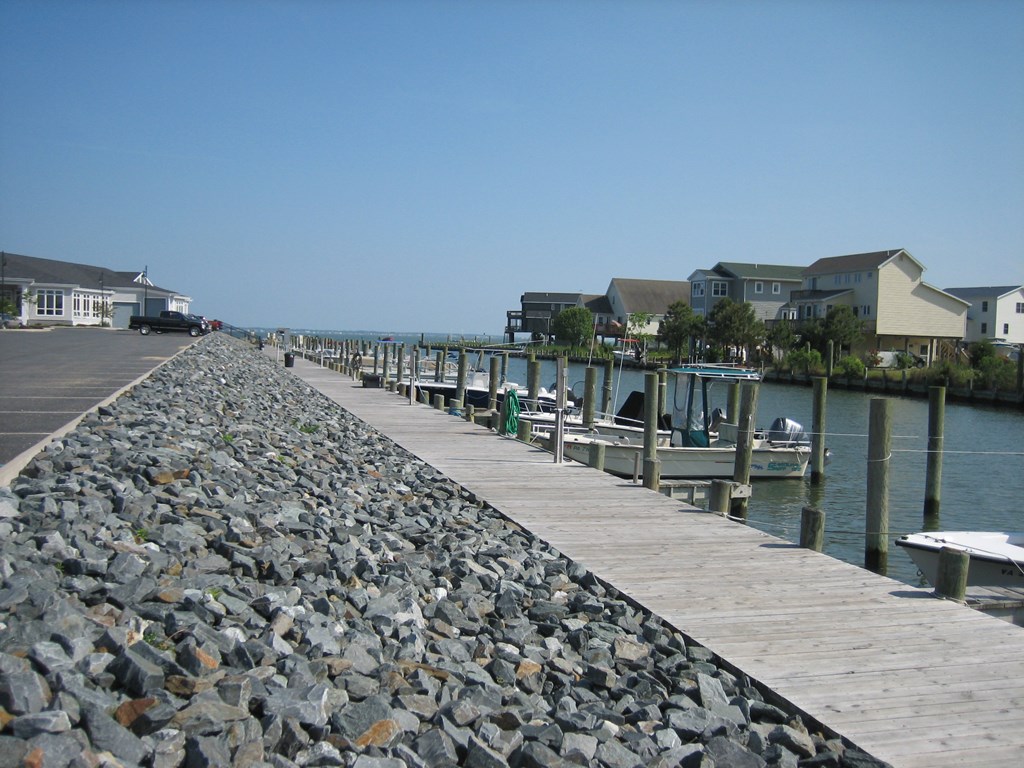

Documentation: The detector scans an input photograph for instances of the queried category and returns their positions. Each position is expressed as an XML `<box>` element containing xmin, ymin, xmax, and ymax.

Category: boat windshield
<box><xmin>667</xmin><ymin>366</ymin><xmax>760</xmax><ymax>447</ymax></box>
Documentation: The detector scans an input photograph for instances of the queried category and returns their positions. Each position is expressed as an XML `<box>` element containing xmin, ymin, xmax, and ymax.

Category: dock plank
<box><xmin>291</xmin><ymin>360</ymin><xmax>1024</xmax><ymax>768</ymax></box>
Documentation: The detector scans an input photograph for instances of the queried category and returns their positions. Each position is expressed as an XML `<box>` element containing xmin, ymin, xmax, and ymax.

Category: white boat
<box><xmin>895</xmin><ymin>531</ymin><xmax>1024</xmax><ymax>588</ymax></box>
<box><xmin>522</xmin><ymin>388</ymin><xmax>673</xmax><ymax>445</ymax></box>
<box><xmin>558</xmin><ymin>364</ymin><xmax>812</xmax><ymax>480</ymax></box>
<box><xmin>560</xmin><ymin>430</ymin><xmax>810</xmax><ymax>479</ymax></box>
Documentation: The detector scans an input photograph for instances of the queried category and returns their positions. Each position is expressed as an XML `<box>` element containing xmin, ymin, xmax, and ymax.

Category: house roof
<box><xmin>792</xmin><ymin>289</ymin><xmax>854</xmax><ymax>302</ymax></box>
<box><xmin>583</xmin><ymin>294</ymin><xmax>613</xmax><ymax>314</ymax></box>
<box><xmin>520</xmin><ymin>291</ymin><xmax>584</xmax><ymax>304</ymax></box>
<box><xmin>608</xmin><ymin>278</ymin><xmax>690</xmax><ymax>314</ymax></box>
<box><xmin>944</xmin><ymin>286</ymin><xmax>1023</xmax><ymax>300</ymax></box>
<box><xmin>714</xmin><ymin>262</ymin><xmax>805</xmax><ymax>281</ymax></box>
<box><xmin>803</xmin><ymin>249</ymin><xmax>914</xmax><ymax>276</ymax></box>
<box><xmin>2</xmin><ymin>252</ymin><xmax>177</xmax><ymax>293</ymax></box>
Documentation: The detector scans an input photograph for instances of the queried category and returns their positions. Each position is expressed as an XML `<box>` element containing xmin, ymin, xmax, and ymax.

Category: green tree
<box><xmin>819</xmin><ymin>305</ymin><xmax>864</xmax><ymax>355</ymax></box>
<box><xmin>765</xmin><ymin>317</ymin><xmax>797</xmax><ymax>361</ymax></box>
<box><xmin>658</xmin><ymin>301</ymin><xmax>704</xmax><ymax>364</ymax></box>
<box><xmin>551</xmin><ymin>306</ymin><xmax>594</xmax><ymax>347</ymax></box>
<box><xmin>706</xmin><ymin>299</ymin><xmax>764</xmax><ymax>361</ymax></box>
<box><xmin>627</xmin><ymin>311</ymin><xmax>654</xmax><ymax>360</ymax></box>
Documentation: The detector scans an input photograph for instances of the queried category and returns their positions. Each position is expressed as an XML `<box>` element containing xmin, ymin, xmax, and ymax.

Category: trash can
<box><xmin>284</xmin><ymin>352</ymin><xmax>295</xmax><ymax>368</ymax></box>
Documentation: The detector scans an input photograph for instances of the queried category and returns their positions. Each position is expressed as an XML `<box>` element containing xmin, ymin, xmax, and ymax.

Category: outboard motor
<box><xmin>767</xmin><ymin>417</ymin><xmax>809</xmax><ymax>446</ymax></box>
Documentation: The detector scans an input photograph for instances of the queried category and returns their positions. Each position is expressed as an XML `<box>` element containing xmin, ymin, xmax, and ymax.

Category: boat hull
<box><xmin>896</xmin><ymin>532</ymin><xmax>1024</xmax><ymax>588</ymax></box>
<box><xmin>561</xmin><ymin>434</ymin><xmax>809</xmax><ymax>479</ymax></box>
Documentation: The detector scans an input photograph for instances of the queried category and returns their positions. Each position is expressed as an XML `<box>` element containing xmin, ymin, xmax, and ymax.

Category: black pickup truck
<box><xmin>129</xmin><ymin>311</ymin><xmax>209</xmax><ymax>337</ymax></box>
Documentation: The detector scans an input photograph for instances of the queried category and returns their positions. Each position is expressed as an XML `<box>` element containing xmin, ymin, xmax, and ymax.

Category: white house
<box><xmin>943</xmin><ymin>285</ymin><xmax>1024</xmax><ymax>345</ymax></box>
<box><xmin>0</xmin><ymin>252</ymin><xmax>192</xmax><ymax>329</ymax></box>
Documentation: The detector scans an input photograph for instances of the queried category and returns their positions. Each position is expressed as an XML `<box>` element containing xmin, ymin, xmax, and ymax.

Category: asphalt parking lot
<box><xmin>0</xmin><ymin>327</ymin><xmax>198</xmax><ymax>478</ymax></box>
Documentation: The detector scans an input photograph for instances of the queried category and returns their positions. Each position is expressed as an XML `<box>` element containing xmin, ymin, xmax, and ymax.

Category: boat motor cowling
<box><xmin>767</xmin><ymin>417</ymin><xmax>809</xmax><ymax>446</ymax></box>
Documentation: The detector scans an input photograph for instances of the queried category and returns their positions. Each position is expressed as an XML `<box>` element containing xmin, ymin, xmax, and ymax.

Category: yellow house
<box><xmin>791</xmin><ymin>249</ymin><xmax>968</xmax><ymax>362</ymax></box>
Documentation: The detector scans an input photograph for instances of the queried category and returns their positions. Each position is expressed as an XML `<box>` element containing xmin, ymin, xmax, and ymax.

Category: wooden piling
<box><xmin>527</xmin><ymin>359</ymin><xmax>541</xmax><ymax>413</ymax></box>
<box><xmin>642</xmin><ymin>372</ymin><xmax>661</xmax><ymax>490</ymax></box>
<box><xmin>727</xmin><ymin>383</ymin><xmax>739</xmax><ymax>424</ymax></box>
<box><xmin>455</xmin><ymin>350</ymin><xmax>468</xmax><ymax>409</ymax></box>
<box><xmin>409</xmin><ymin>347</ymin><xmax>419</xmax><ymax>405</ymax></box>
<box><xmin>924</xmin><ymin>385</ymin><xmax>945</xmax><ymax>520</ymax></box>
<box><xmin>588</xmin><ymin>441</ymin><xmax>606</xmax><ymax>472</ymax></box>
<box><xmin>811</xmin><ymin>377</ymin><xmax>828</xmax><ymax>483</ymax></box>
<box><xmin>602</xmin><ymin>358</ymin><xmax>614</xmax><ymax>415</ymax></box>
<box><xmin>517</xmin><ymin>417</ymin><xmax>532</xmax><ymax>443</ymax></box>
<box><xmin>583</xmin><ymin>366</ymin><xmax>597</xmax><ymax>431</ymax></box>
<box><xmin>826</xmin><ymin>340</ymin><xmax>834</xmax><ymax>378</ymax></box>
<box><xmin>396</xmin><ymin>344</ymin><xmax>405</xmax><ymax>385</ymax></box>
<box><xmin>730</xmin><ymin>383</ymin><xmax>758</xmax><ymax>520</ymax></box>
<box><xmin>434</xmin><ymin>350</ymin><xmax>444</xmax><ymax>383</ymax></box>
<box><xmin>865</xmin><ymin>398</ymin><xmax>892</xmax><ymax>573</ymax></box>
<box><xmin>709</xmin><ymin>479</ymin><xmax>731</xmax><ymax>515</ymax></box>
<box><xmin>934</xmin><ymin>546</ymin><xmax>969</xmax><ymax>602</ymax></box>
<box><xmin>800</xmin><ymin>506</ymin><xmax>825</xmax><ymax>551</ymax></box>
<box><xmin>488</xmin><ymin>355</ymin><xmax>501</xmax><ymax>412</ymax></box>
<box><xmin>433</xmin><ymin>393</ymin><xmax>445</xmax><ymax>411</ymax></box>
<box><xmin>381</xmin><ymin>344</ymin><xmax>390</xmax><ymax>382</ymax></box>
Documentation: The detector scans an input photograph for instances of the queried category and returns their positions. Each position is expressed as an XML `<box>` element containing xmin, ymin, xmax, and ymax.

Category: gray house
<box><xmin>505</xmin><ymin>291</ymin><xmax>587</xmax><ymax>342</ymax></box>
<box><xmin>687</xmin><ymin>262</ymin><xmax>804</xmax><ymax>324</ymax></box>
<box><xmin>0</xmin><ymin>252</ymin><xmax>192</xmax><ymax>329</ymax></box>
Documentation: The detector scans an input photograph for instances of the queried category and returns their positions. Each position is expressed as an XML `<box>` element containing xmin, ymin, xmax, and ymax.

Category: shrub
<box><xmin>784</xmin><ymin>348</ymin><xmax>823</xmax><ymax>374</ymax></box>
<box><xmin>893</xmin><ymin>351</ymin><xmax>917</xmax><ymax>370</ymax></box>
<box><xmin>835</xmin><ymin>355</ymin><xmax>865</xmax><ymax>378</ymax></box>
<box><xmin>921</xmin><ymin>361</ymin><xmax>974</xmax><ymax>389</ymax></box>
<box><xmin>976</xmin><ymin>356</ymin><xmax>1017</xmax><ymax>390</ymax></box>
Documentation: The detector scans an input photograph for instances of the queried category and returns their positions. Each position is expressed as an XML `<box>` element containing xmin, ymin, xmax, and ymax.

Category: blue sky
<box><xmin>2</xmin><ymin>0</ymin><xmax>1021</xmax><ymax>334</ymax></box>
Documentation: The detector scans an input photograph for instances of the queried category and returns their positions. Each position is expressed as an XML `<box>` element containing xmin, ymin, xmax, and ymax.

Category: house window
<box><xmin>37</xmin><ymin>289</ymin><xmax>64</xmax><ymax>316</ymax></box>
<box><xmin>982</xmin><ymin>301</ymin><xmax>989</xmax><ymax>312</ymax></box>
<box><xmin>981</xmin><ymin>323</ymin><xmax>988</xmax><ymax>334</ymax></box>
<box><xmin>867</xmin><ymin>272</ymin><xmax>873</xmax><ymax>279</ymax></box>
<box><xmin>1016</xmin><ymin>302</ymin><xmax>1023</xmax><ymax>313</ymax></box>
<box><xmin>862</xmin><ymin>305</ymin><xmax>871</xmax><ymax>316</ymax></box>
<box><xmin>1004</xmin><ymin>324</ymin><xmax>1010</xmax><ymax>335</ymax></box>
<box><xmin>711</xmin><ymin>281</ymin><xmax>728</xmax><ymax>297</ymax></box>
<box><xmin>772</xmin><ymin>282</ymin><xmax>781</xmax><ymax>294</ymax></box>
<box><xmin>803</xmin><ymin>305</ymin><xmax>814</xmax><ymax>319</ymax></box>
<box><xmin>834</xmin><ymin>275</ymin><xmax>841</xmax><ymax>286</ymax></box>
<box><xmin>754</xmin><ymin>281</ymin><xmax>763</xmax><ymax>294</ymax></box>
<box><xmin>692</xmin><ymin>283</ymin><xmax>705</xmax><ymax>297</ymax></box>
<box><xmin>855</xmin><ymin>273</ymin><xmax>861</xmax><ymax>283</ymax></box>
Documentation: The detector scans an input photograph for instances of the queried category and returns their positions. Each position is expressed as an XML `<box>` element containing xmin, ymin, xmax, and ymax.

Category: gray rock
<box><xmin>705</xmin><ymin>735</ymin><xmax>767</xmax><ymax>767</ymax></box>
<box><xmin>413</xmin><ymin>728</ymin><xmax>461</xmax><ymax>768</ymax></box>
<box><xmin>81</xmin><ymin>702</ymin><xmax>150</xmax><ymax>765</ymax></box>
<box><xmin>9</xmin><ymin>709</ymin><xmax>73</xmax><ymax>738</ymax></box>
<box><xmin>0</xmin><ymin>668</ymin><xmax>51</xmax><ymax>714</ymax></box>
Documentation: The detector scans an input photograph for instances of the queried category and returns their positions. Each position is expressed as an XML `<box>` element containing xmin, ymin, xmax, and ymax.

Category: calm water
<box><xmin>497</xmin><ymin>356</ymin><xmax>1024</xmax><ymax>586</ymax></box>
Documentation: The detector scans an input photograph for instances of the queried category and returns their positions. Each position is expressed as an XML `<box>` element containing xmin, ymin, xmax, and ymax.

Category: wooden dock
<box><xmin>289</xmin><ymin>357</ymin><xmax>1024</xmax><ymax>768</ymax></box>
